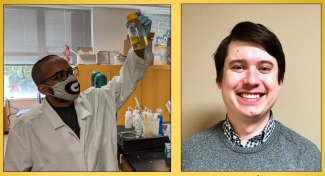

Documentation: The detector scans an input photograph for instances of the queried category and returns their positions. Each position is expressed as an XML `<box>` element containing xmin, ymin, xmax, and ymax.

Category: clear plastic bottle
<box><xmin>135</xmin><ymin>114</ymin><xmax>143</xmax><ymax>131</ymax></box>
<box><xmin>126</xmin><ymin>12</ymin><xmax>148</xmax><ymax>50</ymax></box>
<box><xmin>154</xmin><ymin>40</ymin><xmax>167</xmax><ymax>65</ymax></box>
<box><xmin>132</xmin><ymin>110</ymin><xmax>139</xmax><ymax>127</ymax></box>
<box><xmin>125</xmin><ymin>110</ymin><xmax>132</xmax><ymax>129</ymax></box>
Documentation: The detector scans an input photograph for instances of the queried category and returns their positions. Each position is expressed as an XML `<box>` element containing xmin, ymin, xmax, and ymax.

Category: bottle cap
<box><xmin>156</xmin><ymin>108</ymin><xmax>163</xmax><ymax>115</ymax></box>
<box><xmin>126</xmin><ymin>111</ymin><xmax>131</xmax><ymax>116</ymax></box>
<box><xmin>127</xmin><ymin>12</ymin><xmax>138</xmax><ymax>22</ymax></box>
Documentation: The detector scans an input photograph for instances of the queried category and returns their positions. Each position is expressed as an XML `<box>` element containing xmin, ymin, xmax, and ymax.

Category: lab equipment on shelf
<box><xmin>154</xmin><ymin>40</ymin><xmax>167</xmax><ymax>65</ymax></box>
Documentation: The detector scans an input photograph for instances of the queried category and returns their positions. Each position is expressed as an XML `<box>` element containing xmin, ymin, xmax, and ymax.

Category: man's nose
<box><xmin>243</xmin><ymin>68</ymin><xmax>260</xmax><ymax>86</ymax></box>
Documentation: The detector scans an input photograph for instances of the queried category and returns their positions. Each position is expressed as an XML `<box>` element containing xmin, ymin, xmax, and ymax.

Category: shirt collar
<box><xmin>222</xmin><ymin>110</ymin><xmax>275</xmax><ymax>146</ymax></box>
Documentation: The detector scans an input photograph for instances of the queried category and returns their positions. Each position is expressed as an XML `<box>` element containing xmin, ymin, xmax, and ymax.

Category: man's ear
<box><xmin>217</xmin><ymin>81</ymin><xmax>222</xmax><ymax>90</ymax></box>
<box><xmin>278</xmin><ymin>83</ymin><xmax>282</xmax><ymax>91</ymax></box>
<box><xmin>38</xmin><ymin>85</ymin><xmax>48</xmax><ymax>95</ymax></box>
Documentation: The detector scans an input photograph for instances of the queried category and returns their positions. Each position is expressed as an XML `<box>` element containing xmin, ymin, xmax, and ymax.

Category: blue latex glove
<box><xmin>126</xmin><ymin>11</ymin><xmax>152</xmax><ymax>38</ymax></box>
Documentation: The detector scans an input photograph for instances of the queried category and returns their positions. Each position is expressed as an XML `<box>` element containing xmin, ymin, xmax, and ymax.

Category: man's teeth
<box><xmin>241</xmin><ymin>94</ymin><xmax>260</xmax><ymax>99</ymax></box>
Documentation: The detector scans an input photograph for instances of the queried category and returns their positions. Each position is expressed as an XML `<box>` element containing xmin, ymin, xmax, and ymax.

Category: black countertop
<box><xmin>117</xmin><ymin>124</ymin><xmax>171</xmax><ymax>172</ymax></box>
<box><xmin>124</xmin><ymin>150</ymin><xmax>171</xmax><ymax>172</ymax></box>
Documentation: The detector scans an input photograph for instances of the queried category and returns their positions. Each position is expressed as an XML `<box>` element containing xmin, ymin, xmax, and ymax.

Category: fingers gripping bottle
<box><xmin>127</xmin><ymin>12</ymin><xmax>148</xmax><ymax>50</ymax></box>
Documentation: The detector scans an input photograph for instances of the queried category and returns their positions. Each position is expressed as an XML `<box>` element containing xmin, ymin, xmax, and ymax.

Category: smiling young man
<box><xmin>181</xmin><ymin>22</ymin><xmax>321</xmax><ymax>171</ymax></box>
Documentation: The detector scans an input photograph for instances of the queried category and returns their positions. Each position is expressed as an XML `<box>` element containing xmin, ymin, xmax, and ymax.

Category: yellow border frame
<box><xmin>0</xmin><ymin>1</ymin><xmax>323</xmax><ymax>176</ymax></box>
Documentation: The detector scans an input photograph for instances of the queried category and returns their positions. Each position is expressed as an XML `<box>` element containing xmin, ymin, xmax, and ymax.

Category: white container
<box><xmin>153</xmin><ymin>113</ymin><xmax>159</xmax><ymax>121</ymax></box>
<box><xmin>133</xmin><ymin>110</ymin><xmax>139</xmax><ymax>127</ymax></box>
<box><xmin>109</xmin><ymin>51</ymin><xmax>119</xmax><ymax>65</ymax></box>
<box><xmin>98</xmin><ymin>51</ymin><xmax>109</xmax><ymax>64</ymax></box>
<box><xmin>125</xmin><ymin>111</ymin><xmax>132</xmax><ymax>129</ymax></box>
<box><xmin>134</xmin><ymin>114</ymin><xmax>143</xmax><ymax>131</ymax></box>
<box><xmin>142</xmin><ymin>121</ymin><xmax>159</xmax><ymax>138</ymax></box>
<box><xmin>147</xmin><ymin>110</ymin><xmax>154</xmax><ymax>121</ymax></box>
<box><xmin>114</xmin><ymin>55</ymin><xmax>127</xmax><ymax>65</ymax></box>
<box><xmin>71</xmin><ymin>48</ymin><xmax>100</xmax><ymax>65</ymax></box>
<box><xmin>154</xmin><ymin>40</ymin><xmax>167</xmax><ymax>65</ymax></box>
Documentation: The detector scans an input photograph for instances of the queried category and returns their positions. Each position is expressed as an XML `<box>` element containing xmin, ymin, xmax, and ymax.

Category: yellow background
<box><xmin>0</xmin><ymin>1</ymin><xmax>324</xmax><ymax>176</ymax></box>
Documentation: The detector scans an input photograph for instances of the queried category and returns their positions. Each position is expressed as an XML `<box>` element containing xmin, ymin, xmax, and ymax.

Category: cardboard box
<box><xmin>121</xmin><ymin>40</ymin><xmax>132</xmax><ymax>56</ymax></box>
<box><xmin>98</xmin><ymin>51</ymin><xmax>109</xmax><ymax>65</ymax></box>
<box><xmin>73</xmin><ymin>47</ymin><xmax>100</xmax><ymax>65</ymax></box>
<box><xmin>77</xmin><ymin>47</ymin><xmax>93</xmax><ymax>53</ymax></box>
<box><xmin>121</xmin><ymin>39</ymin><xmax>153</xmax><ymax>56</ymax></box>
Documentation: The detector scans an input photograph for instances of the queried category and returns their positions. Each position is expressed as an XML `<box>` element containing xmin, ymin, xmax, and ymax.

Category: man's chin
<box><xmin>238</xmin><ymin>108</ymin><xmax>264</xmax><ymax>118</ymax></box>
<box><xmin>54</xmin><ymin>97</ymin><xmax>68</xmax><ymax>103</ymax></box>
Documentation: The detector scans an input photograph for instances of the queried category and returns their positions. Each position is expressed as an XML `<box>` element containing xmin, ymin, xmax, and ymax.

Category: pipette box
<box><xmin>164</xmin><ymin>143</ymin><xmax>171</xmax><ymax>158</ymax></box>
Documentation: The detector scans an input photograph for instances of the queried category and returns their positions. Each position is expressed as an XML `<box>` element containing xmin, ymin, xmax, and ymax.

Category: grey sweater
<box><xmin>182</xmin><ymin>120</ymin><xmax>321</xmax><ymax>171</ymax></box>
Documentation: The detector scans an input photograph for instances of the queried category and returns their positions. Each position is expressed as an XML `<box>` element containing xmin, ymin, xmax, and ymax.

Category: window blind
<box><xmin>4</xmin><ymin>6</ymin><xmax>91</xmax><ymax>65</ymax></box>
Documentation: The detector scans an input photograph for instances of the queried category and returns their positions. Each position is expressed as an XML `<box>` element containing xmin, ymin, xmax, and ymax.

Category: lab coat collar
<box><xmin>42</xmin><ymin>98</ymin><xmax>91</xmax><ymax>130</ymax></box>
<box><xmin>42</xmin><ymin>99</ymin><xmax>65</xmax><ymax>130</ymax></box>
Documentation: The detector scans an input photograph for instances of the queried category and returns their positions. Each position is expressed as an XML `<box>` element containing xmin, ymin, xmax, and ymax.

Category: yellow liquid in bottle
<box><xmin>131</xmin><ymin>36</ymin><xmax>148</xmax><ymax>50</ymax></box>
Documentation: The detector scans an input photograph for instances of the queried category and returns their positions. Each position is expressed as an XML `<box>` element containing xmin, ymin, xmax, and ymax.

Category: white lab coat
<box><xmin>4</xmin><ymin>47</ymin><xmax>154</xmax><ymax>171</ymax></box>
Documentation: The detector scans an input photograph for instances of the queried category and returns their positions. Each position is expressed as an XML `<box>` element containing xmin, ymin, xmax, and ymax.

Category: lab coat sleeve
<box><xmin>102</xmin><ymin>47</ymin><xmax>153</xmax><ymax>111</ymax></box>
<box><xmin>4</xmin><ymin>129</ymin><xmax>33</xmax><ymax>171</ymax></box>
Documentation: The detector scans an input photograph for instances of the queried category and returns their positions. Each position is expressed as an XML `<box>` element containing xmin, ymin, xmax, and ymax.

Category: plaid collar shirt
<box><xmin>222</xmin><ymin>111</ymin><xmax>275</xmax><ymax>148</ymax></box>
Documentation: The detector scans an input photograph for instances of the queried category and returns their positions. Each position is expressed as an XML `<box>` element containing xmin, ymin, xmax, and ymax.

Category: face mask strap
<box><xmin>42</xmin><ymin>84</ymin><xmax>56</xmax><ymax>97</ymax></box>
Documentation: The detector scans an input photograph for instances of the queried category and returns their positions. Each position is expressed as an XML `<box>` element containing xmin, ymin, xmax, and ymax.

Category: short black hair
<box><xmin>31</xmin><ymin>55</ymin><xmax>62</xmax><ymax>86</ymax></box>
<box><xmin>213</xmin><ymin>21</ymin><xmax>285</xmax><ymax>85</ymax></box>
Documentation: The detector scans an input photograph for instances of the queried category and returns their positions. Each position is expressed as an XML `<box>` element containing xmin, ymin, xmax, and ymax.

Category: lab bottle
<box><xmin>153</xmin><ymin>113</ymin><xmax>159</xmax><ymax>121</ymax></box>
<box><xmin>156</xmin><ymin>108</ymin><xmax>164</xmax><ymax>136</ymax></box>
<box><xmin>125</xmin><ymin>111</ymin><xmax>132</xmax><ymax>129</ymax></box>
<box><xmin>132</xmin><ymin>110</ymin><xmax>139</xmax><ymax>127</ymax></box>
<box><xmin>147</xmin><ymin>109</ymin><xmax>152</xmax><ymax>121</ymax></box>
<box><xmin>135</xmin><ymin>114</ymin><xmax>143</xmax><ymax>131</ymax></box>
<box><xmin>144</xmin><ymin>113</ymin><xmax>148</xmax><ymax>121</ymax></box>
<box><xmin>158</xmin><ymin>115</ymin><xmax>164</xmax><ymax>136</ymax></box>
<box><xmin>126</xmin><ymin>12</ymin><xmax>148</xmax><ymax>50</ymax></box>
<box><xmin>154</xmin><ymin>40</ymin><xmax>167</xmax><ymax>65</ymax></box>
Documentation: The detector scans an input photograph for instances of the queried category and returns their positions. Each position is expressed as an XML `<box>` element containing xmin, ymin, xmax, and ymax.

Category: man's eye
<box><xmin>57</xmin><ymin>72</ymin><xmax>64</xmax><ymax>79</ymax></box>
<box><xmin>260</xmin><ymin>67</ymin><xmax>271</xmax><ymax>72</ymax></box>
<box><xmin>232</xmin><ymin>65</ymin><xmax>243</xmax><ymax>70</ymax></box>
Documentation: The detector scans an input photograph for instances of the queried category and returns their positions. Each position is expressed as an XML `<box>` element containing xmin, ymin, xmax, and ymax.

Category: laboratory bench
<box><xmin>117</xmin><ymin>124</ymin><xmax>171</xmax><ymax>172</ymax></box>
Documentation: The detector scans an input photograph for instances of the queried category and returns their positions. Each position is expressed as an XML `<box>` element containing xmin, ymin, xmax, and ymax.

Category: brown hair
<box><xmin>213</xmin><ymin>21</ymin><xmax>285</xmax><ymax>84</ymax></box>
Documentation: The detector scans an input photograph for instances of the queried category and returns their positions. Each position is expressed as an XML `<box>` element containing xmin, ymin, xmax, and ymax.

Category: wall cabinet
<box><xmin>76</xmin><ymin>64</ymin><xmax>170</xmax><ymax>125</ymax></box>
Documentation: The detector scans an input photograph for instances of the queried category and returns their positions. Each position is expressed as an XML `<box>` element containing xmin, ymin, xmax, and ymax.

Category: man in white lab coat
<box><xmin>4</xmin><ymin>11</ymin><xmax>153</xmax><ymax>171</ymax></box>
